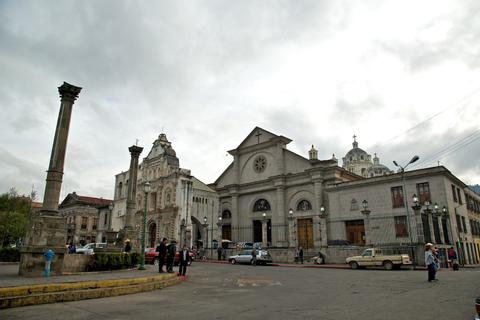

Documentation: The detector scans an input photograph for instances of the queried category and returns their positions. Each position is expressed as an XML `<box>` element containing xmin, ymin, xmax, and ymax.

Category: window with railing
<box><xmin>457</xmin><ymin>188</ymin><xmax>462</xmax><ymax>204</ymax></box>
<box><xmin>391</xmin><ymin>186</ymin><xmax>404</xmax><ymax>208</ymax></box>
<box><xmin>451</xmin><ymin>184</ymin><xmax>457</xmax><ymax>202</ymax></box>
<box><xmin>394</xmin><ymin>216</ymin><xmax>408</xmax><ymax>237</ymax></box>
<box><xmin>456</xmin><ymin>214</ymin><xmax>462</xmax><ymax>233</ymax></box>
<box><xmin>416</xmin><ymin>182</ymin><xmax>430</xmax><ymax>204</ymax></box>
<box><xmin>81</xmin><ymin>217</ymin><xmax>88</xmax><ymax>230</ymax></box>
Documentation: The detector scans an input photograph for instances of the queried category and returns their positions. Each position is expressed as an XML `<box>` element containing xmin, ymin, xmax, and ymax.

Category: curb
<box><xmin>0</xmin><ymin>273</ymin><xmax>184</xmax><ymax>309</ymax></box>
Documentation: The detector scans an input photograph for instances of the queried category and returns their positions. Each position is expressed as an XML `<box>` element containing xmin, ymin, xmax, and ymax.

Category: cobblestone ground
<box><xmin>1</xmin><ymin>263</ymin><xmax>479</xmax><ymax>320</ymax></box>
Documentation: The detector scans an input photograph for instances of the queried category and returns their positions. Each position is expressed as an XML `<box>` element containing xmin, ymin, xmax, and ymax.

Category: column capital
<box><xmin>128</xmin><ymin>145</ymin><xmax>144</xmax><ymax>157</ymax></box>
<box><xmin>58</xmin><ymin>82</ymin><xmax>82</xmax><ymax>102</ymax></box>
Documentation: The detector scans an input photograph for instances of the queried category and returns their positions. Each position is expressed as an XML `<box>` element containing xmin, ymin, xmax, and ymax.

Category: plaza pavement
<box><xmin>1</xmin><ymin>261</ymin><xmax>479</xmax><ymax>319</ymax></box>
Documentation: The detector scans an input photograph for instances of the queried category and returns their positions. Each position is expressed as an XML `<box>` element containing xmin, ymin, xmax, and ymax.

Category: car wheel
<box><xmin>230</xmin><ymin>259</ymin><xmax>236</xmax><ymax>265</ymax></box>
<box><xmin>153</xmin><ymin>258</ymin><xmax>159</xmax><ymax>266</ymax></box>
<box><xmin>384</xmin><ymin>261</ymin><xmax>394</xmax><ymax>270</ymax></box>
<box><xmin>349</xmin><ymin>261</ymin><xmax>359</xmax><ymax>270</ymax></box>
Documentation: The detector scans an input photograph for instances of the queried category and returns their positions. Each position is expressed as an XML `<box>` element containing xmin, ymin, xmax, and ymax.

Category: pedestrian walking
<box><xmin>156</xmin><ymin>238</ymin><xmax>167</xmax><ymax>273</ymax></box>
<box><xmin>448</xmin><ymin>247</ymin><xmax>458</xmax><ymax>270</ymax></box>
<box><xmin>124</xmin><ymin>239</ymin><xmax>132</xmax><ymax>253</ymax></box>
<box><xmin>299</xmin><ymin>246</ymin><xmax>304</xmax><ymax>264</ymax></box>
<box><xmin>217</xmin><ymin>246</ymin><xmax>222</xmax><ymax>260</ymax></box>
<box><xmin>425</xmin><ymin>243</ymin><xmax>437</xmax><ymax>282</ymax></box>
<box><xmin>67</xmin><ymin>242</ymin><xmax>76</xmax><ymax>254</ymax></box>
<box><xmin>294</xmin><ymin>247</ymin><xmax>299</xmax><ymax>263</ymax></box>
<box><xmin>221</xmin><ymin>247</ymin><xmax>226</xmax><ymax>261</ymax></box>
<box><xmin>178</xmin><ymin>244</ymin><xmax>191</xmax><ymax>276</ymax></box>
<box><xmin>251</xmin><ymin>247</ymin><xmax>257</xmax><ymax>265</ymax></box>
<box><xmin>166</xmin><ymin>240</ymin><xmax>176</xmax><ymax>273</ymax></box>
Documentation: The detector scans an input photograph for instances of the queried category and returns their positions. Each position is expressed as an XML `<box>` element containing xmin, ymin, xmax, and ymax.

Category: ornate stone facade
<box><xmin>112</xmin><ymin>134</ymin><xmax>218</xmax><ymax>249</ymax></box>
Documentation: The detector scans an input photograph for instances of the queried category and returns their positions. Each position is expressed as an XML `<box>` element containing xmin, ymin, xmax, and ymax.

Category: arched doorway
<box><xmin>148</xmin><ymin>222</ymin><xmax>157</xmax><ymax>248</ymax></box>
<box><xmin>191</xmin><ymin>216</ymin><xmax>205</xmax><ymax>250</ymax></box>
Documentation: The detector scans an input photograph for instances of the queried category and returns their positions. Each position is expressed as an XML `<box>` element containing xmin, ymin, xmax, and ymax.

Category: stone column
<box><xmin>262</xmin><ymin>219</ymin><xmax>268</xmax><ymax>248</ymax></box>
<box><xmin>231</xmin><ymin>190</ymin><xmax>239</xmax><ymax>242</ymax></box>
<box><xmin>42</xmin><ymin>82</ymin><xmax>82</xmax><ymax>214</ymax></box>
<box><xmin>288</xmin><ymin>216</ymin><xmax>296</xmax><ymax>248</ymax></box>
<box><xmin>275</xmin><ymin>185</ymin><xmax>286</xmax><ymax>246</ymax></box>
<box><xmin>413</xmin><ymin>208</ymin><xmax>425</xmax><ymax>244</ymax></box>
<box><xmin>125</xmin><ymin>145</ymin><xmax>143</xmax><ymax>229</ymax></box>
<box><xmin>319</xmin><ymin>216</ymin><xmax>328</xmax><ymax>247</ymax></box>
<box><xmin>19</xmin><ymin>82</ymin><xmax>82</xmax><ymax>276</ymax></box>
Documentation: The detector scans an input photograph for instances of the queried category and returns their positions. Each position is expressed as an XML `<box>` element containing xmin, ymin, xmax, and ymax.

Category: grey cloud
<box><xmin>376</xmin><ymin>1</ymin><xmax>480</xmax><ymax>72</ymax></box>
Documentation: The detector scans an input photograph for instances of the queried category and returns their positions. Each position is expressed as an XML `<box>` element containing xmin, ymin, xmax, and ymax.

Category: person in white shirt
<box><xmin>424</xmin><ymin>243</ymin><xmax>437</xmax><ymax>282</ymax></box>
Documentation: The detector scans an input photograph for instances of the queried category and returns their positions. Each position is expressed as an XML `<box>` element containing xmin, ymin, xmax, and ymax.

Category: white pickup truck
<box><xmin>346</xmin><ymin>248</ymin><xmax>412</xmax><ymax>270</ymax></box>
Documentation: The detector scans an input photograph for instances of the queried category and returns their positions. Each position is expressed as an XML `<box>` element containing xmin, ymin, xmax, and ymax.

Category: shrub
<box><xmin>0</xmin><ymin>247</ymin><xmax>20</xmax><ymax>262</ymax></box>
<box><xmin>90</xmin><ymin>252</ymin><xmax>139</xmax><ymax>271</ymax></box>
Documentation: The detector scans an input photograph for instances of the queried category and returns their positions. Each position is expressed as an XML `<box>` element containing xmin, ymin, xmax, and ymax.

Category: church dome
<box><xmin>343</xmin><ymin>137</ymin><xmax>371</xmax><ymax>163</ymax></box>
<box><xmin>366</xmin><ymin>153</ymin><xmax>393</xmax><ymax>177</ymax></box>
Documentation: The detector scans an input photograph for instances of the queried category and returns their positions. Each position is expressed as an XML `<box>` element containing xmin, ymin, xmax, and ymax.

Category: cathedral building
<box><xmin>112</xmin><ymin>133</ymin><xmax>218</xmax><ymax>249</ymax></box>
<box><xmin>210</xmin><ymin>127</ymin><xmax>480</xmax><ymax>265</ymax></box>
<box><xmin>209</xmin><ymin>127</ymin><xmax>359</xmax><ymax>257</ymax></box>
<box><xmin>342</xmin><ymin>136</ymin><xmax>393</xmax><ymax>177</ymax></box>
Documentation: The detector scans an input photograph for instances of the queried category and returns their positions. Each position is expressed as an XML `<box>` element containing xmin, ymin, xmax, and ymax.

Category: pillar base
<box><xmin>19</xmin><ymin>214</ymin><xmax>67</xmax><ymax>277</ymax></box>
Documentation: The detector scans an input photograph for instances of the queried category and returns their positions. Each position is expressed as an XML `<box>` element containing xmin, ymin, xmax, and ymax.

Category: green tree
<box><xmin>0</xmin><ymin>189</ymin><xmax>33</xmax><ymax>247</ymax></box>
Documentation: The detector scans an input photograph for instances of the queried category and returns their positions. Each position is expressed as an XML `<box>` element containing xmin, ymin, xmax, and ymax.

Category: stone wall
<box><xmin>62</xmin><ymin>254</ymin><xmax>93</xmax><ymax>273</ymax></box>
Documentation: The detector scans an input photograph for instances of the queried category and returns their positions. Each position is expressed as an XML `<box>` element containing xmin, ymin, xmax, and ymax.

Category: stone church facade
<box><xmin>210</xmin><ymin>127</ymin><xmax>480</xmax><ymax>265</ymax></box>
<box><xmin>112</xmin><ymin>134</ymin><xmax>218</xmax><ymax>249</ymax></box>
<box><xmin>209</xmin><ymin>127</ymin><xmax>359</xmax><ymax>254</ymax></box>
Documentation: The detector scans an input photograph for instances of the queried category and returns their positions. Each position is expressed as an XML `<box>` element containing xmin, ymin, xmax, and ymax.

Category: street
<box><xmin>1</xmin><ymin>262</ymin><xmax>479</xmax><ymax>320</ymax></box>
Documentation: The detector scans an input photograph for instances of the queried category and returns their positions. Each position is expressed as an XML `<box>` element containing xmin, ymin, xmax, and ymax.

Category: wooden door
<box><xmin>345</xmin><ymin>220</ymin><xmax>365</xmax><ymax>246</ymax></box>
<box><xmin>222</xmin><ymin>225</ymin><xmax>231</xmax><ymax>240</ymax></box>
<box><xmin>297</xmin><ymin>218</ymin><xmax>314</xmax><ymax>249</ymax></box>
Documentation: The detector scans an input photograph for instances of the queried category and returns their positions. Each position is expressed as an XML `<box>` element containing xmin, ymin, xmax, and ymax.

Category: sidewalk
<box><xmin>0</xmin><ymin>263</ymin><xmax>165</xmax><ymax>288</ymax></box>
<box><xmin>0</xmin><ymin>263</ymin><xmax>184</xmax><ymax>309</ymax></box>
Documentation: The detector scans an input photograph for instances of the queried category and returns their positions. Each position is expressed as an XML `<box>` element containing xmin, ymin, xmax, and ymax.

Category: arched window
<box><xmin>297</xmin><ymin>200</ymin><xmax>312</xmax><ymax>211</ymax></box>
<box><xmin>117</xmin><ymin>182</ymin><xmax>123</xmax><ymax>198</ymax></box>
<box><xmin>222</xmin><ymin>210</ymin><xmax>232</xmax><ymax>219</ymax></box>
<box><xmin>253</xmin><ymin>199</ymin><xmax>271</xmax><ymax>212</ymax></box>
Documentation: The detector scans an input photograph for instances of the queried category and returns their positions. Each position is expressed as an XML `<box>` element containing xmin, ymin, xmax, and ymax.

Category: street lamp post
<box><xmin>393</xmin><ymin>155</ymin><xmax>419</xmax><ymax>267</ymax></box>
<box><xmin>361</xmin><ymin>200</ymin><xmax>371</xmax><ymax>245</ymax></box>
<box><xmin>203</xmin><ymin>216</ymin><xmax>208</xmax><ymax>258</ymax></box>
<box><xmin>138</xmin><ymin>181</ymin><xmax>150</xmax><ymax>270</ymax></box>
<box><xmin>288</xmin><ymin>208</ymin><xmax>295</xmax><ymax>248</ymax></box>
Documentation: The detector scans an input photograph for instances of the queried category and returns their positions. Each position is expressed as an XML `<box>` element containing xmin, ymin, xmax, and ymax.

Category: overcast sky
<box><xmin>1</xmin><ymin>0</ymin><xmax>479</xmax><ymax>201</ymax></box>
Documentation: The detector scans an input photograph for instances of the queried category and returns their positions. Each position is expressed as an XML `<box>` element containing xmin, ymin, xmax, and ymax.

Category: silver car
<box><xmin>228</xmin><ymin>250</ymin><xmax>273</xmax><ymax>265</ymax></box>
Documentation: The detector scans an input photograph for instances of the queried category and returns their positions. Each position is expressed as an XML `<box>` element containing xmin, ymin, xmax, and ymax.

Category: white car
<box><xmin>228</xmin><ymin>250</ymin><xmax>273</xmax><ymax>265</ymax></box>
<box><xmin>76</xmin><ymin>243</ymin><xmax>107</xmax><ymax>255</ymax></box>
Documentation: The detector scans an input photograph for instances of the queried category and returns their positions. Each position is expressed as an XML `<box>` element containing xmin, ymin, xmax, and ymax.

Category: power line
<box><xmin>410</xmin><ymin>128</ymin><xmax>480</xmax><ymax>169</ymax></box>
<box><xmin>370</xmin><ymin>87</ymin><xmax>480</xmax><ymax>152</ymax></box>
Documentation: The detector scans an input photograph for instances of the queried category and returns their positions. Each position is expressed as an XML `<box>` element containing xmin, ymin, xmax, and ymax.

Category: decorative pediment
<box><xmin>231</xmin><ymin>127</ymin><xmax>291</xmax><ymax>152</ymax></box>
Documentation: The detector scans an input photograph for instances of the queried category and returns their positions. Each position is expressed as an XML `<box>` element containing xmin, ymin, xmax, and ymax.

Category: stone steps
<box><xmin>0</xmin><ymin>273</ymin><xmax>182</xmax><ymax>309</ymax></box>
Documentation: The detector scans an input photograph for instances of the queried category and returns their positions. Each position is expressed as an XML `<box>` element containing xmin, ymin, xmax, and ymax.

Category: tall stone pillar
<box><xmin>119</xmin><ymin>145</ymin><xmax>143</xmax><ymax>249</ymax></box>
<box><xmin>42</xmin><ymin>82</ymin><xmax>82</xmax><ymax>214</ymax></box>
<box><xmin>125</xmin><ymin>145</ymin><xmax>143</xmax><ymax>229</ymax></box>
<box><xmin>19</xmin><ymin>82</ymin><xmax>82</xmax><ymax>276</ymax></box>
